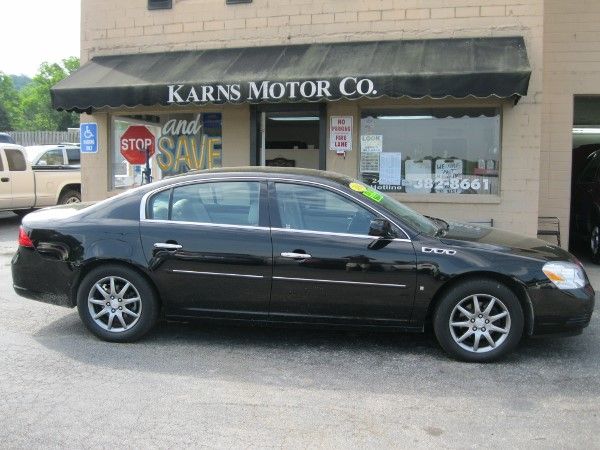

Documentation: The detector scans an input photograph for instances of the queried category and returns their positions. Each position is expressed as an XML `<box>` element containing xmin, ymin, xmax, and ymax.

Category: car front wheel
<box><xmin>433</xmin><ymin>279</ymin><xmax>524</xmax><ymax>362</ymax></box>
<box><xmin>77</xmin><ymin>265</ymin><xmax>159</xmax><ymax>342</ymax></box>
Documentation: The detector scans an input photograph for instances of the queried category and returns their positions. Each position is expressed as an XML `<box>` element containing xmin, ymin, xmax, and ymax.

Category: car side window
<box><xmin>149</xmin><ymin>181</ymin><xmax>261</xmax><ymax>226</ymax></box>
<box><xmin>37</xmin><ymin>149</ymin><xmax>64</xmax><ymax>166</ymax></box>
<box><xmin>5</xmin><ymin>149</ymin><xmax>27</xmax><ymax>171</ymax></box>
<box><xmin>0</xmin><ymin>154</ymin><xmax>4</xmax><ymax>171</ymax></box>
<box><xmin>148</xmin><ymin>189</ymin><xmax>170</xmax><ymax>220</ymax></box>
<box><xmin>274</xmin><ymin>183</ymin><xmax>376</xmax><ymax>235</ymax></box>
<box><xmin>66</xmin><ymin>148</ymin><xmax>81</xmax><ymax>165</ymax></box>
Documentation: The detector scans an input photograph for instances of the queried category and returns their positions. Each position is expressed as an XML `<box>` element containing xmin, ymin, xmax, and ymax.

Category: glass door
<box><xmin>253</xmin><ymin>105</ymin><xmax>327</xmax><ymax>170</ymax></box>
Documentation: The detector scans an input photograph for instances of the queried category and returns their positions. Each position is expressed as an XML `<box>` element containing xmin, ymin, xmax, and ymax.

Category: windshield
<box><xmin>344</xmin><ymin>180</ymin><xmax>438</xmax><ymax>236</ymax></box>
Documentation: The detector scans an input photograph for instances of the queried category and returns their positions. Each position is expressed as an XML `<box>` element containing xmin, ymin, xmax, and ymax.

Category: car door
<box><xmin>268</xmin><ymin>181</ymin><xmax>417</xmax><ymax>325</ymax></box>
<box><xmin>4</xmin><ymin>147</ymin><xmax>34</xmax><ymax>209</ymax></box>
<box><xmin>139</xmin><ymin>179</ymin><xmax>272</xmax><ymax>319</ymax></box>
<box><xmin>0</xmin><ymin>150</ymin><xmax>11</xmax><ymax>209</ymax></box>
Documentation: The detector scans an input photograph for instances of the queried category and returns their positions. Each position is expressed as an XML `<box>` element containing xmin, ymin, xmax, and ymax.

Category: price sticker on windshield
<box><xmin>362</xmin><ymin>190</ymin><xmax>383</xmax><ymax>202</ymax></box>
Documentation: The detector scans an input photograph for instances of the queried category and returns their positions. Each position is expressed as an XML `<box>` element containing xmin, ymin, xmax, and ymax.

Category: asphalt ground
<box><xmin>0</xmin><ymin>211</ymin><xmax>598</xmax><ymax>448</ymax></box>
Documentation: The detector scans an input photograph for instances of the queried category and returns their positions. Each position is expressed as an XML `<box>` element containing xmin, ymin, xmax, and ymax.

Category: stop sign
<box><xmin>120</xmin><ymin>126</ymin><xmax>155</xmax><ymax>165</ymax></box>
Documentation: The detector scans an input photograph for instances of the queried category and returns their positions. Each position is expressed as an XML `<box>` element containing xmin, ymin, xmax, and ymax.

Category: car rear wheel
<box><xmin>590</xmin><ymin>224</ymin><xmax>600</xmax><ymax>263</ymax></box>
<box><xmin>433</xmin><ymin>279</ymin><xmax>524</xmax><ymax>362</ymax></box>
<box><xmin>77</xmin><ymin>265</ymin><xmax>159</xmax><ymax>342</ymax></box>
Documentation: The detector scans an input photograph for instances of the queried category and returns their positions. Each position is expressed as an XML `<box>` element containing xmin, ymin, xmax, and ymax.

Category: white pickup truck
<box><xmin>0</xmin><ymin>143</ymin><xmax>82</xmax><ymax>216</ymax></box>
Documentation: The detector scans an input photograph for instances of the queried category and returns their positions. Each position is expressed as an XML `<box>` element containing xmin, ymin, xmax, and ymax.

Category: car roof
<box><xmin>162</xmin><ymin>166</ymin><xmax>355</xmax><ymax>186</ymax></box>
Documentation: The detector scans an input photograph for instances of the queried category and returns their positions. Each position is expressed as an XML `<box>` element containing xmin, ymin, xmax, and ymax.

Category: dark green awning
<box><xmin>52</xmin><ymin>37</ymin><xmax>531</xmax><ymax>112</ymax></box>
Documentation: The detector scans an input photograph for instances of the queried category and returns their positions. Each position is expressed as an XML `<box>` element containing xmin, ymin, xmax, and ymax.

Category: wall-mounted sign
<box><xmin>329</xmin><ymin>116</ymin><xmax>353</xmax><ymax>153</ymax></box>
<box><xmin>156</xmin><ymin>113</ymin><xmax>222</xmax><ymax>175</ymax></box>
<box><xmin>80</xmin><ymin>123</ymin><xmax>97</xmax><ymax>153</ymax></box>
<box><xmin>167</xmin><ymin>77</ymin><xmax>377</xmax><ymax>104</ymax></box>
<box><xmin>120</xmin><ymin>125</ymin><xmax>155</xmax><ymax>165</ymax></box>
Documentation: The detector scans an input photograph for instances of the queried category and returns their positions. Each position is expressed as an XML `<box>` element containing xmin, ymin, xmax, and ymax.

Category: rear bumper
<box><xmin>11</xmin><ymin>247</ymin><xmax>75</xmax><ymax>308</ymax></box>
<box><xmin>529</xmin><ymin>283</ymin><xmax>595</xmax><ymax>335</ymax></box>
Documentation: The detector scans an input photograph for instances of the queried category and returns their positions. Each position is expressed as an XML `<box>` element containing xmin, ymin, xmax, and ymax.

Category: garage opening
<box><xmin>570</xmin><ymin>96</ymin><xmax>600</xmax><ymax>259</ymax></box>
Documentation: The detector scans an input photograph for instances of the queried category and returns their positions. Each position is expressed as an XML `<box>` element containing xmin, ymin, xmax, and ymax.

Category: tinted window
<box><xmin>5</xmin><ymin>149</ymin><xmax>26</xmax><ymax>171</ymax></box>
<box><xmin>151</xmin><ymin>181</ymin><xmax>260</xmax><ymax>226</ymax></box>
<box><xmin>274</xmin><ymin>183</ymin><xmax>375</xmax><ymax>234</ymax></box>
<box><xmin>66</xmin><ymin>148</ymin><xmax>80</xmax><ymax>164</ymax></box>
<box><xmin>37</xmin><ymin>149</ymin><xmax>64</xmax><ymax>166</ymax></box>
<box><xmin>581</xmin><ymin>153</ymin><xmax>600</xmax><ymax>182</ymax></box>
<box><xmin>148</xmin><ymin>189</ymin><xmax>170</xmax><ymax>220</ymax></box>
<box><xmin>0</xmin><ymin>154</ymin><xmax>3</xmax><ymax>171</ymax></box>
<box><xmin>0</xmin><ymin>133</ymin><xmax>15</xmax><ymax>144</ymax></box>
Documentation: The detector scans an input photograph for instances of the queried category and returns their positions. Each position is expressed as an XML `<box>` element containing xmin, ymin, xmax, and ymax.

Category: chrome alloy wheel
<box><xmin>87</xmin><ymin>276</ymin><xmax>142</xmax><ymax>332</ymax></box>
<box><xmin>449</xmin><ymin>294</ymin><xmax>511</xmax><ymax>353</ymax></box>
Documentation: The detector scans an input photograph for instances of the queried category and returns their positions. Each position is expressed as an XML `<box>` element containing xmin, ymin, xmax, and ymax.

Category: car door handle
<box><xmin>153</xmin><ymin>243</ymin><xmax>182</xmax><ymax>250</ymax></box>
<box><xmin>281</xmin><ymin>252</ymin><xmax>312</xmax><ymax>259</ymax></box>
<box><xmin>0</xmin><ymin>177</ymin><xmax>8</xmax><ymax>182</ymax></box>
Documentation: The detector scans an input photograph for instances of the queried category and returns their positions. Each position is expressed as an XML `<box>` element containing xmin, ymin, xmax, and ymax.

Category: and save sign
<box><xmin>120</xmin><ymin>126</ymin><xmax>155</xmax><ymax>165</ymax></box>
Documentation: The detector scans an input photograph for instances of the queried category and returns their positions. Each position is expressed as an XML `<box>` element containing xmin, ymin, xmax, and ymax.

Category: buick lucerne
<box><xmin>11</xmin><ymin>168</ymin><xmax>595</xmax><ymax>362</ymax></box>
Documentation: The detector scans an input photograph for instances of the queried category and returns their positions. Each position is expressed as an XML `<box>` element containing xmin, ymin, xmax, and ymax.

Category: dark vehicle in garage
<box><xmin>571</xmin><ymin>148</ymin><xmax>600</xmax><ymax>262</ymax></box>
<box><xmin>11</xmin><ymin>168</ymin><xmax>595</xmax><ymax>362</ymax></box>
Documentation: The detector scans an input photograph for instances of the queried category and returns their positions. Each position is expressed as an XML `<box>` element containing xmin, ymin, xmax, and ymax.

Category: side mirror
<box><xmin>368</xmin><ymin>218</ymin><xmax>394</xmax><ymax>238</ymax></box>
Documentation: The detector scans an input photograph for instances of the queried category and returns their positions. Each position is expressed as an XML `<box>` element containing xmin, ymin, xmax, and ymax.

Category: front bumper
<box><xmin>529</xmin><ymin>282</ymin><xmax>595</xmax><ymax>335</ymax></box>
<box><xmin>11</xmin><ymin>247</ymin><xmax>75</xmax><ymax>308</ymax></box>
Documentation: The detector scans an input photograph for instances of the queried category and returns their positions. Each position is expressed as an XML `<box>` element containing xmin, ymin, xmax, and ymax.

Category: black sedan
<box><xmin>11</xmin><ymin>168</ymin><xmax>595</xmax><ymax>362</ymax></box>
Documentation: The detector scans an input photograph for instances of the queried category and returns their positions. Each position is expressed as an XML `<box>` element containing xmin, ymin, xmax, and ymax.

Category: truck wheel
<box><xmin>59</xmin><ymin>189</ymin><xmax>81</xmax><ymax>204</ymax></box>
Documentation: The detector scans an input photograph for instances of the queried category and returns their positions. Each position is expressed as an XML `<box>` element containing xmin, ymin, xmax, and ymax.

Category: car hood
<box><xmin>438</xmin><ymin>221</ymin><xmax>574</xmax><ymax>262</ymax></box>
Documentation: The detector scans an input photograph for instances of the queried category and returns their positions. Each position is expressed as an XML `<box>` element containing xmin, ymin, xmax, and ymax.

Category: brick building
<box><xmin>52</xmin><ymin>0</ymin><xmax>600</xmax><ymax>246</ymax></box>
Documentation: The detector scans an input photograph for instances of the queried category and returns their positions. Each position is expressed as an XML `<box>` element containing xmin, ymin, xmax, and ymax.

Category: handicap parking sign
<box><xmin>80</xmin><ymin>123</ymin><xmax>98</xmax><ymax>153</ymax></box>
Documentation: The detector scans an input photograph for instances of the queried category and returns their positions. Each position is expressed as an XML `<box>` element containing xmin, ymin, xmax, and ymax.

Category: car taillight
<box><xmin>18</xmin><ymin>227</ymin><xmax>34</xmax><ymax>248</ymax></box>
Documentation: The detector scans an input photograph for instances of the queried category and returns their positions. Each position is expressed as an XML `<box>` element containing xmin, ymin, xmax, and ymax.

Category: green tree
<box><xmin>0</xmin><ymin>73</ymin><xmax>20</xmax><ymax>130</ymax></box>
<box><xmin>17</xmin><ymin>57</ymin><xmax>80</xmax><ymax>131</ymax></box>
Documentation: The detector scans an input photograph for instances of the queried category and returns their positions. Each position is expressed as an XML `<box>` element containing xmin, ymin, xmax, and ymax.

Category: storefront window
<box><xmin>110</xmin><ymin>113</ymin><xmax>222</xmax><ymax>190</ymax></box>
<box><xmin>359</xmin><ymin>108</ymin><xmax>501</xmax><ymax>195</ymax></box>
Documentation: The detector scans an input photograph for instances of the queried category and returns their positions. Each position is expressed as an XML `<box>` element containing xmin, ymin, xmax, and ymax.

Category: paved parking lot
<box><xmin>0</xmin><ymin>211</ymin><xmax>599</xmax><ymax>448</ymax></box>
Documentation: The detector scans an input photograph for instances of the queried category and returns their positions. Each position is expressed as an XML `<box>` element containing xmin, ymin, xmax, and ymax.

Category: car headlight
<box><xmin>542</xmin><ymin>261</ymin><xmax>587</xmax><ymax>289</ymax></box>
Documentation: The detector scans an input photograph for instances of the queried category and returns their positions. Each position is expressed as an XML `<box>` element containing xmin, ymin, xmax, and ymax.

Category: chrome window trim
<box><xmin>273</xmin><ymin>276</ymin><xmax>407</xmax><ymax>288</ymax></box>
<box><xmin>270</xmin><ymin>178</ymin><xmax>411</xmax><ymax>240</ymax></box>
<box><xmin>271</xmin><ymin>227</ymin><xmax>411</xmax><ymax>243</ymax></box>
<box><xmin>139</xmin><ymin>175</ymin><xmax>412</xmax><ymax>240</ymax></box>
<box><xmin>171</xmin><ymin>270</ymin><xmax>264</xmax><ymax>279</ymax></box>
<box><xmin>144</xmin><ymin>218</ymin><xmax>269</xmax><ymax>231</ymax></box>
<box><xmin>140</xmin><ymin>176</ymin><xmax>265</xmax><ymax>223</ymax></box>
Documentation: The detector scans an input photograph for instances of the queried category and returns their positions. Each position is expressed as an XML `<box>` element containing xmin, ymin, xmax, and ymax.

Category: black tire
<box><xmin>590</xmin><ymin>224</ymin><xmax>600</xmax><ymax>264</ymax></box>
<box><xmin>77</xmin><ymin>264</ymin><xmax>159</xmax><ymax>342</ymax></box>
<box><xmin>58</xmin><ymin>188</ymin><xmax>81</xmax><ymax>205</ymax></box>
<box><xmin>433</xmin><ymin>279</ymin><xmax>524</xmax><ymax>362</ymax></box>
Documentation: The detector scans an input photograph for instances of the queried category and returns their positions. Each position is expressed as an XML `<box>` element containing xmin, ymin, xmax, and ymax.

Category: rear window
<box><xmin>66</xmin><ymin>148</ymin><xmax>80</xmax><ymax>164</ymax></box>
<box><xmin>37</xmin><ymin>149</ymin><xmax>64</xmax><ymax>166</ymax></box>
<box><xmin>5</xmin><ymin>149</ymin><xmax>27</xmax><ymax>171</ymax></box>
